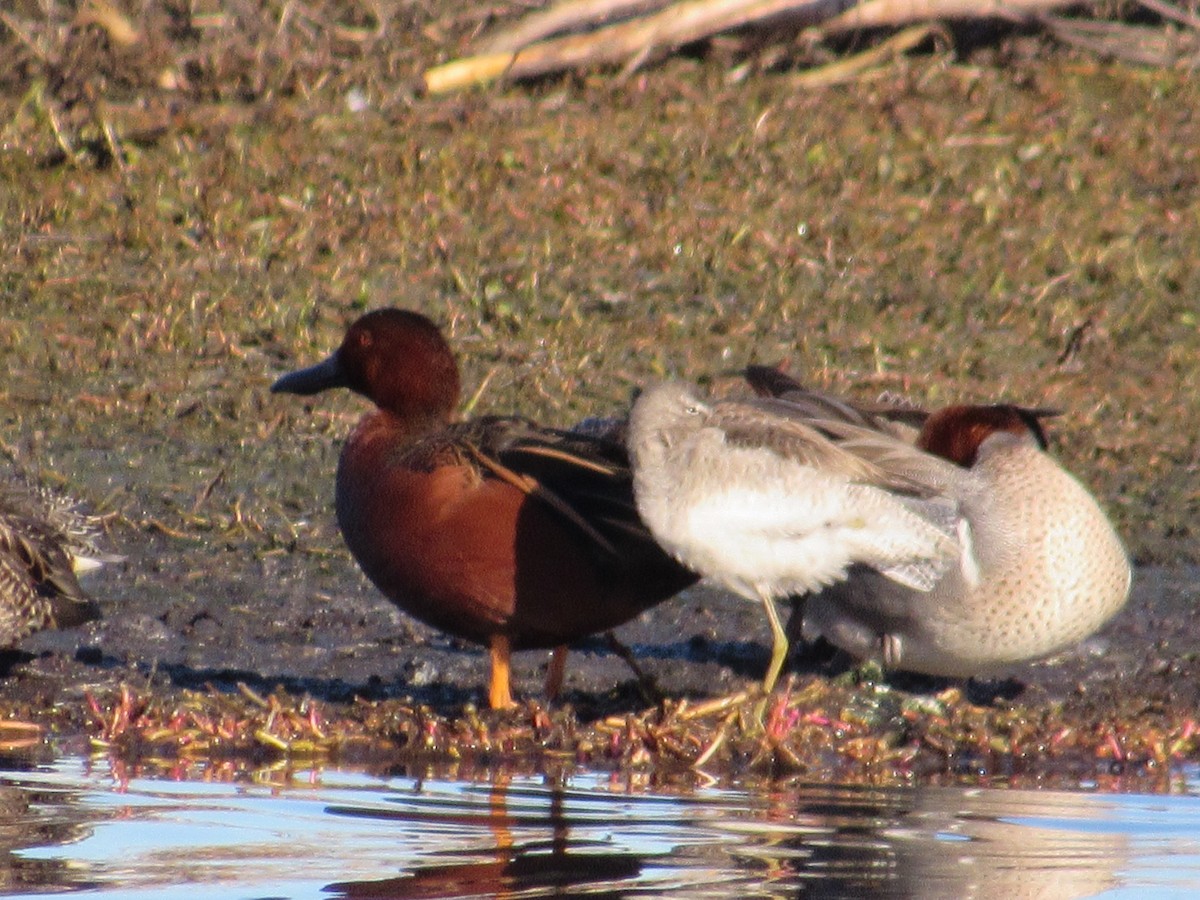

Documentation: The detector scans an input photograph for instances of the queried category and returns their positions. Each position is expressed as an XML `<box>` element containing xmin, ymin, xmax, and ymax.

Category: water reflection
<box><xmin>1</xmin><ymin>757</ymin><xmax>1199</xmax><ymax>898</ymax></box>
<box><xmin>319</xmin><ymin>777</ymin><xmax>1141</xmax><ymax>898</ymax></box>
<box><xmin>740</xmin><ymin>784</ymin><xmax>1128</xmax><ymax>897</ymax></box>
<box><xmin>0</xmin><ymin>756</ymin><xmax>98</xmax><ymax>894</ymax></box>
<box><xmin>325</xmin><ymin>777</ymin><xmax>643</xmax><ymax>898</ymax></box>
<box><xmin>889</xmin><ymin>787</ymin><xmax>1126</xmax><ymax>898</ymax></box>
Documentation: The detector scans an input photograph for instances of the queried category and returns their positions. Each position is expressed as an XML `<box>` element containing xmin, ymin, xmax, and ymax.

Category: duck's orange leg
<box><xmin>489</xmin><ymin>634</ymin><xmax>515</xmax><ymax>710</ymax></box>
<box><xmin>543</xmin><ymin>645</ymin><xmax>568</xmax><ymax>702</ymax></box>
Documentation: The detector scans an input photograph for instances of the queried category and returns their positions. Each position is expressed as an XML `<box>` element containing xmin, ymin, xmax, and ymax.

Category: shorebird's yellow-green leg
<box><xmin>760</xmin><ymin>591</ymin><xmax>788</xmax><ymax>695</ymax></box>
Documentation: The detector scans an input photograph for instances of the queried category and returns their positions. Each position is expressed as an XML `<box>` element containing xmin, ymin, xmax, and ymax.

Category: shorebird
<box><xmin>626</xmin><ymin>380</ymin><xmax>961</xmax><ymax>694</ymax></box>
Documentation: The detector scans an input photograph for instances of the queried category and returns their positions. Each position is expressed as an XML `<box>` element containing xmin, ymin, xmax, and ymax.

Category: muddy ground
<box><xmin>8</xmin><ymin>548</ymin><xmax>1200</xmax><ymax>722</ymax></box>
<box><xmin>0</xmin><ymin>2</ymin><xmax>1198</xmax><ymax>777</ymax></box>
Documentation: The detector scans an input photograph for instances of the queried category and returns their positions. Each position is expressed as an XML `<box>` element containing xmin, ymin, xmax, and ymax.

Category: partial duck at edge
<box><xmin>0</xmin><ymin>474</ymin><xmax>109</xmax><ymax>648</ymax></box>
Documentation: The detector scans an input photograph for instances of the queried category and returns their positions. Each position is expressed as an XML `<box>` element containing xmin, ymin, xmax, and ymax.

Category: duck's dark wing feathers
<box><xmin>744</xmin><ymin>364</ymin><xmax>929</xmax><ymax>434</ymax></box>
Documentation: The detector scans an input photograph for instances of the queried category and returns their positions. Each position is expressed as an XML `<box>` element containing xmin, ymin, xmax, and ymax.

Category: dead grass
<box><xmin>7</xmin><ymin>674</ymin><xmax>1194</xmax><ymax>784</ymax></box>
<box><xmin>0</xmin><ymin>41</ymin><xmax>1196</xmax><ymax>560</ymax></box>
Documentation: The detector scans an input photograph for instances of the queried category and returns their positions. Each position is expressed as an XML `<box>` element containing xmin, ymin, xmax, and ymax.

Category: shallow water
<box><xmin>4</xmin><ymin>757</ymin><xmax>1200</xmax><ymax>899</ymax></box>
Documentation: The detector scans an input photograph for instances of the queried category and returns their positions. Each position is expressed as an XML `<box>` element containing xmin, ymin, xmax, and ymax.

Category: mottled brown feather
<box><xmin>0</xmin><ymin>485</ymin><xmax>102</xmax><ymax>647</ymax></box>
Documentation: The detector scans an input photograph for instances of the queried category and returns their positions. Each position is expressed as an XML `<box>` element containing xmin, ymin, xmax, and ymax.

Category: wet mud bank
<box><xmin>3</xmin><ymin>519</ymin><xmax>1198</xmax><ymax>781</ymax></box>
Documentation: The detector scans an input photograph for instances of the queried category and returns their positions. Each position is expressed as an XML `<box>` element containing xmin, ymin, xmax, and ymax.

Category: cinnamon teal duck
<box><xmin>271</xmin><ymin>309</ymin><xmax>697</xmax><ymax>709</ymax></box>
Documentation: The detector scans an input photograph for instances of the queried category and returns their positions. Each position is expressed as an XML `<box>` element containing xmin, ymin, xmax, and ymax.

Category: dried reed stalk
<box><xmin>789</xmin><ymin>23</ymin><xmax>938</xmax><ymax>86</ymax></box>
<box><xmin>424</xmin><ymin>0</ymin><xmax>855</xmax><ymax>93</ymax></box>
<box><xmin>423</xmin><ymin>0</ymin><xmax>1182</xmax><ymax>94</ymax></box>
<box><xmin>1036</xmin><ymin>14</ymin><xmax>1200</xmax><ymax>65</ymax></box>
<box><xmin>480</xmin><ymin>0</ymin><xmax>676</xmax><ymax>53</ymax></box>
<box><xmin>819</xmin><ymin>0</ymin><xmax>1086</xmax><ymax>33</ymax></box>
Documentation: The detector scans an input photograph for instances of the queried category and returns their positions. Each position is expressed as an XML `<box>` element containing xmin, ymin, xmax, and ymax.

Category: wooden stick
<box><xmin>423</xmin><ymin>52</ymin><xmax>522</xmax><ymax>94</ymax></box>
<box><xmin>481</xmin><ymin>0</ymin><xmax>675</xmax><ymax>54</ymax></box>
<box><xmin>1036</xmin><ymin>15</ymin><xmax>1197</xmax><ymax>65</ymax></box>
<box><xmin>1135</xmin><ymin>0</ymin><xmax>1200</xmax><ymax>32</ymax></box>
<box><xmin>424</xmin><ymin>0</ymin><xmax>856</xmax><ymax>93</ymax></box>
<box><xmin>423</xmin><ymin>0</ymin><xmax>1117</xmax><ymax>95</ymax></box>
<box><xmin>790</xmin><ymin>23</ymin><xmax>938</xmax><ymax>87</ymax></box>
<box><xmin>820</xmin><ymin>0</ymin><xmax>1088</xmax><ymax>34</ymax></box>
